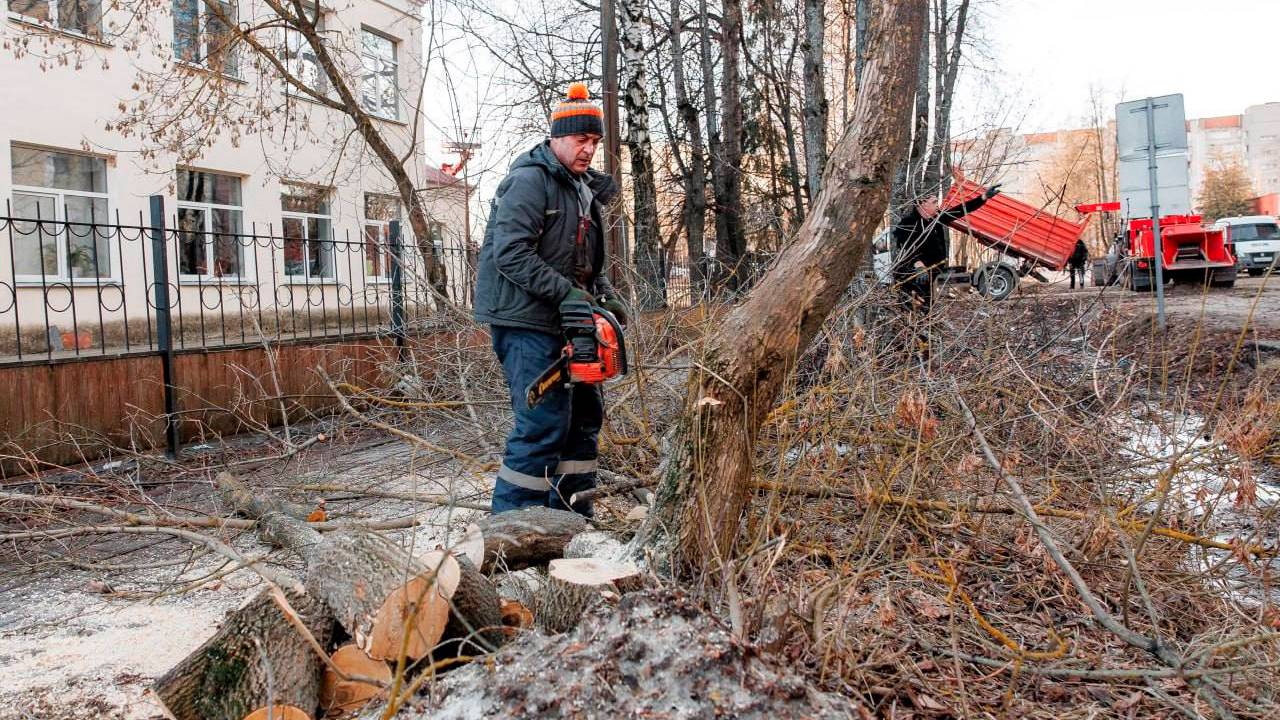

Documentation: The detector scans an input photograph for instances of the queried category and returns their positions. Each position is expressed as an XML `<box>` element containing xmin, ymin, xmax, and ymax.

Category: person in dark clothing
<box><xmin>473</xmin><ymin>83</ymin><xmax>628</xmax><ymax>517</ymax></box>
<box><xmin>1068</xmin><ymin>239</ymin><xmax>1089</xmax><ymax>289</ymax></box>
<box><xmin>891</xmin><ymin>184</ymin><xmax>1001</xmax><ymax>309</ymax></box>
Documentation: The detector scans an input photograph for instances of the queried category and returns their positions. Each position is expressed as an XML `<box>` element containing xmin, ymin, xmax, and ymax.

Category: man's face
<box><xmin>918</xmin><ymin>198</ymin><xmax>940</xmax><ymax>219</ymax></box>
<box><xmin>550</xmin><ymin>133</ymin><xmax>602</xmax><ymax>174</ymax></box>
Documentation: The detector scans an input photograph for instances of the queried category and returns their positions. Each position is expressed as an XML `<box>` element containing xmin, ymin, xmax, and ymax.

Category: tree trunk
<box><xmin>889</xmin><ymin>14</ymin><xmax>931</xmax><ymax>218</ymax></box>
<box><xmin>640</xmin><ymin>0</ymin><xmax>927</xmax><ymax>571</ymax></box>
<box><xmin>671</xmin><ymin>0</ymin><xmax>709</xmax><ymax>300</ymax></box>
<box><xmin>718</xmin><ymin>0</ymin><xmax>748</xmax><ymax>286</ymax></box>
<box><xmin>802</xmin><ymin>0</ymin><xmax>829</xmax><ymax>201</ymax></box>
<box><xmin>854</xmin><ymin>0</ymin><xmax>870</xmax><ymax>89</ymax></box>
<box><xmin>469</xmin><ymin>506</ymin><xmax>588</xmax><ymax>573</ymax></box>
<box><xmin>154</xmin><ymin>589</ymin><xmax>332</xmax><ymax>720</ymax></box>
<box><xmin>923</xmin><ymin>0</ymin><xmax>970</xmax><ymax>193</ymax></box>
<box><xmin>620</xmin><ymin>0</ymin><xmax>665</xmax><ymax>310</ymax></box>
<box><xmin>213</xmin><ymin>473</ymin><xmax>504</xmax><ymax>660</ymax></box>
<box><xmin>698</xmin><ymin>0</ymin><xmax>731</xmax><ymax>289</ymax></box>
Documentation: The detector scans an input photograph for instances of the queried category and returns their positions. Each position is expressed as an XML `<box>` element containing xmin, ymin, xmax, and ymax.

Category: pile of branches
<box><xmin>707</xmin><ymin>287</ymin><xmax>1280</xmax><ymax>718</ymax></box>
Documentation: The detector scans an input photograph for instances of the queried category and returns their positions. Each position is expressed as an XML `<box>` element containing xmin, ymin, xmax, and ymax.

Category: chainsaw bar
<box><xmin>525</xmin><ymin>355</ymin><xmax>569</xmax><ymax>408</ymax></box>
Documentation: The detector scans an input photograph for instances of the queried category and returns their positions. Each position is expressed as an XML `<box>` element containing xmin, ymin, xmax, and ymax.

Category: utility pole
<box><xmin>444</xmin><ymin>137</ymin><xmax>482</xmax><ymax>303</ymax></box>
<box><xmin>600</xmin><ymin>0</ymin><xmax>624</xmax><ymax>287</ymax></box>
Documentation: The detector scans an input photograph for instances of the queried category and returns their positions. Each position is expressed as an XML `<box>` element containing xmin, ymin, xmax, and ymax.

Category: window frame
<box><xmin>172</xmin><ymin>0</ymin><xmax>241</xmax><ymax>78</ymax></box>
<box><xmin>280</xmin><ymin>184</ymin><xmax>336</xmax><ymax>284</ymax></box>
<box><xmin>7</xmin><ymin>0</ymin><xmax>103</xmax><ymax>40</ymax></box>
<box><xmin>281</xmin><ymin>1</ymin><xmax>328</xmax><ymax>98</ymax></box>
<box><xmin>362</xmin><ymin>193</ymin><xmax>399</xmax><ymax>283</ymax></box>
<box><xmin>359</xmin><ymin>28</ymin><xmax>399</xmax><ymax>120</ymax></box>
<box><xmin>176</xmin><ymin>168</ymin><xmax>250</xmax><ymax>284</ymax></box>
<box><xmin>10</xmin><ymin>145</ymin><xmax>114</xmax><ymax>285</ymax></box>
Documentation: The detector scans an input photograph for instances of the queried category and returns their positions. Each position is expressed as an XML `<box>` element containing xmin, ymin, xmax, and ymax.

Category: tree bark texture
<box><xmin>214</xmin><ymin>473</ymin><xmax>501</xmax><ymax>661</ymax></box>
<box><xmin>154</xmin><ymin>589</ymin><xmax>332</xmax><ymax>720</ymax></box>
<box><xmin>670</xmin><ymin>0</ymin><xmax>708</xmax><ymax>298</ymax></box>
<box><xmin>802</xmin><ymin>0</ymin><xmax>829</xmax><ymax>201</ymax></box>
<box><xmin>642</xmin><ymin>0</ymin><xmax>927</xmax><ymax>572</ymax></box>
<box><xmin>619</xmin><ymin>0</ymin><xmax>666</xmax><ymax>310</ymax></box>
<box><xmin>473</xmin><ymin>505</ymin><xmax>588</xmax><ymax>573</ymax></box>
<box><xmin>717</xmin><ymin>0</ymin><xmax>748</xmax><ymax>285</ymax></box>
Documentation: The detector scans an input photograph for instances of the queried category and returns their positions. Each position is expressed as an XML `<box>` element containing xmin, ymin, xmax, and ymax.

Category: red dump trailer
<box><xmin>932</xmin><ymin>177</ymin><xmax>1089</xmax><ymax>300</ymax></box>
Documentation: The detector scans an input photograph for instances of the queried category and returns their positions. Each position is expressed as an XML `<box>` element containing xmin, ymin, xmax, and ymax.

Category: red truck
<box><xmin>926</xmin><ymin>177</ymin><xmax>1087</xmax><ymax>300</ymax></box>
<box><xmin>922</xmin><ymin>176</ymin><xmax>1236</xmax><ymax>298</ymax></box>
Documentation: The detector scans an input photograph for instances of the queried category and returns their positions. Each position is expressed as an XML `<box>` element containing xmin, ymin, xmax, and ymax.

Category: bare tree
<box><xmin>619</xmin><ymin>0</ymin><xmax>665</xmax><ymax>309</ymax></box>
<box><xmin>801</xmin><ymin>0</ymin><xmax>828</xmax><ymax>200</ymax></box>
<box><xmin>669</xmin><ymin>0</ymin><xmax>709</xmax><ymax>296</ymax></box>
<box><xmin>641</xmin><ymin>0</ymin><xmax>927</xmax><ymax>570</ymax></box>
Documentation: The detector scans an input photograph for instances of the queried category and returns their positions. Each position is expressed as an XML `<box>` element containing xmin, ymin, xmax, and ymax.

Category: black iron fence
<box><xmin>0</xmin><ymin>197</ymin><xmax>475</xmax><ymax>365</ymax></box>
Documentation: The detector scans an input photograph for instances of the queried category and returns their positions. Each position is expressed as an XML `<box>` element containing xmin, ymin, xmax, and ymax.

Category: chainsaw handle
<box><xmin>590</xmin><ymin>305</ymin><xmax>628</xmax><ymax>376</ymax></box>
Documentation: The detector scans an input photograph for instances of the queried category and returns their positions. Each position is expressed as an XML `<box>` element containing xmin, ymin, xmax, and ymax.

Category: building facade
<box><xmin>0</xmin><ymin>0</ymin><xmax>470</xmax><ymax>358</ymax></box>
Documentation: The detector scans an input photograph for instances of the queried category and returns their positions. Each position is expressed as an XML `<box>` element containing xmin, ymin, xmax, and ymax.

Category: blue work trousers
<box><xmin>490</xmin><ymin>326</ymin><xmax>603</xmax><ymax>517</ymax></box>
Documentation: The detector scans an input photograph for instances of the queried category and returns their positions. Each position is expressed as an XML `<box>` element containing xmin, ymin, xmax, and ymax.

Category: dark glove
<box><xmin>599</xmin><ymin>296</ymin><xmax>629</xmax><ymax>327</ymax></box>
<box><xmin>983</xmin><ymin>184</ymin><xmax>1003</xmax><ymax>200</ymax></box>
<box><xmin>559</xmin><ymin>287</ymin><xmax>595</xmax><ymax>320</ymax></box>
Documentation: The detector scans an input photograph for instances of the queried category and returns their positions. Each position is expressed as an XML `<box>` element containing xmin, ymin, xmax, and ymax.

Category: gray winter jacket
<box><xmin>474</xmin><ymin>141</ymin><xmax>619</xmax><ymax>334</ymax></box>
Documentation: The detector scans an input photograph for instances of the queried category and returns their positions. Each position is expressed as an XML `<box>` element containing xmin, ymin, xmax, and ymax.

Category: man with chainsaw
<box><xmin>891</xmin><ymin>183</ymin><xmax>1001</xmax><ymax>310</ymax></box>
<box><xmin>474</xmin><ymin>82</ymin><xmax>628</xmax><ymax>518</ymax></box>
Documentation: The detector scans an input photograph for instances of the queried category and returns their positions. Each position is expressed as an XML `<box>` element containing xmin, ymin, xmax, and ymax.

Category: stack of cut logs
<box><xmin>154</xmin><ymin>472</ymin><xmax>641</xmax><ymax>720</ymax></box>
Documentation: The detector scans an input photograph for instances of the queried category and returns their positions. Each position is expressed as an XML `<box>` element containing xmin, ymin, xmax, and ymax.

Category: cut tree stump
<box><xmin>467</xmin><ymin>506</ymin><xmax>588</xmax><ymax>573</ymax></box>
<box><xmin>242</xmin><ymin>705</ymin><xmax>312</xmax><ymax>720</ymax></box>
<box><xmin>154</xmin><ymin>589</ymin><xmax>332</xmax><ymax>720</ymax></box>
<box><xmin>319</xmin><ymin>644</ymin><xmax>392</xmax><ymax>717</ymax></box>
<box><xmin>534</xmin><ymin>557</ymin><xmax>641</xmax><ymax>633</ymax></box>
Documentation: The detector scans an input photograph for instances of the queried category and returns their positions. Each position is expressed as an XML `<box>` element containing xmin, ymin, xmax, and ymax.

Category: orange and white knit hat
<box><xmin>549</xmin><ymin>82</ymin><xmax>604</xmax><ymax>138</ymax></box>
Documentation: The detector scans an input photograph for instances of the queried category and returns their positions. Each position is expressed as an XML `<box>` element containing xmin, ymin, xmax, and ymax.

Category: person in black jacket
<box><xmin>891</xmin><ymin>184</ymin><xmax>1001</xmax><ymax>310</ymax></box>
<box><xmin>473</xmin><ymin>83</ymin><xmax>628</xmax><ymax>517</ymax></box>
<box><xmin>1067</xmin><ymin>239</ymin><xmax>1089</xmax><ymax>290</ymax></box>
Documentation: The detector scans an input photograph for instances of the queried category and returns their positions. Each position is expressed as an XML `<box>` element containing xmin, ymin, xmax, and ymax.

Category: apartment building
<box><xmin>0</xmin><ymin>0</ymin><xmax>469</xmax><ymax>355</ymax></box>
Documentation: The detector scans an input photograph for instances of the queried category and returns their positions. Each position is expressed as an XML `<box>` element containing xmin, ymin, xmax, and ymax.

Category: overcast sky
<box><xmin>956</xmin><ymin>0</ymin><xmax>1280</xmax><ymax>134</ymax></box>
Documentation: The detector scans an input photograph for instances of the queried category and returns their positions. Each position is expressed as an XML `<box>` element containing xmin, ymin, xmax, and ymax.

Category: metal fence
<box><xmin>0</xmin><ymin>197</ymin><xmax>475</xmax><ymax>365</ymax></box>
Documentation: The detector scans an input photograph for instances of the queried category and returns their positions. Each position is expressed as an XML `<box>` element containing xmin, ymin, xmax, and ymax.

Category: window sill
<box><xmin>283</xmin><ymin>278</ymin><xmax>340</xmax><ymax>286</ymax></box>
<box><xmin>369</xmin><ymin>113</ymin><xmax>406</xmax><ymax>127</ymax></box>
<box><xmin>16</xmin><ymin>277</ymin><xmax>121</xmax><ymax>287</ymax></box>
<box><xmin>177</xmin><ymin>277</ymin><xmax>257</xmax><ymax>286</ymax></box>
<box><xmin>174</xmin><ymin>59</ymin><xmax>247</xmax><ymax>85</ymax></box>
<box><xmin>7</xmin><ymin>14</ymin><xmax>111</xmax><ymax>48</ymax></box>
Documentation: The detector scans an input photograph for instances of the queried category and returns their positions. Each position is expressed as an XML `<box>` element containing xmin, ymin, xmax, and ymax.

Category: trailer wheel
<box><xmin>977</xmin><ymin>264</ymin><xmax>1018</xmax><ymax>301</ymax></box>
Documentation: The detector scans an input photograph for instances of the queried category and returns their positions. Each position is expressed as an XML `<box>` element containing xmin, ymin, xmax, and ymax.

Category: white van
<box><xmin>1214</xmin><ymin>215</ymin><xmax>1280</xmax><ymax>276</ymax></box>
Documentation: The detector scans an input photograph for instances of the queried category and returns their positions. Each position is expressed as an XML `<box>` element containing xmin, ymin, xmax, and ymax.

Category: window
<box><xmin>8</xmin><ymin>0</ymin><xmax>101</xmax><ymax>38</ymax></box>
<box><xmin>360</xmin><ymin>30</ymin><xmax>398</xmax><ymax>120</ymax></box>
<box><xmin>177</xmin><ymin>169</ymin><xmax>245</xmax><ymax>280</ymax></box>
<box><xmin>282</xmin><ymin>2</ymin><xmax>326</xmax><ymax>95</ymax></box>
<box><xmin>363</xmin><ymin>193</ymin><xmax>398</xmax><ymax>280</ymax></box>
<box><xmin>429</xmin><ymin>220</ymin><xmax>446</xmax><ymax>256</ymax></box>
<box><xmin>172</xmin><ymin>0</ymin><xmax>240</xmax><ymax>76</ymax></box>
<box><xmin>281</xmin><ymin>184</ymin><xmax>334</xmax><ymax>281</ymax></box>
<box><xmin>10</xmin><ymin>144</ymin><xmax>110</xmax><ymax>281</ymax></box>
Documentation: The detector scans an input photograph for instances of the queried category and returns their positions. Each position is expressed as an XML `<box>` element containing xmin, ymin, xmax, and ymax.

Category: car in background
<box><xmin>1214</xmin><ymin>215</ymin><xmax>1280</xmax><ymax>276</ymax></box>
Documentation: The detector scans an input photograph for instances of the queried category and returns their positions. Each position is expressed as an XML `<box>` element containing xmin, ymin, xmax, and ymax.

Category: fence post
<box><xmin>149</xmin><ymin>196</ymin><xmax>179</xmax><ymax>460</ymax></box>
<box><xmin>389</xmin><ymin>220</ymin><xmax>406</xmax><ymax>356</ymax></box>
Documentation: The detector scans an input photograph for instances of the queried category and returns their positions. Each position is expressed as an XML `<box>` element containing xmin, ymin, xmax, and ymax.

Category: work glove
<box><xmin>559</xmin><ymin>286</ymin><xmax>595</xmax><ymax>329</ymax></box>
<box><xmin>599</xmin><ymin>296</ymin><xmax>630</xmax><ymax>327</ymax></box>
<box><xmin>983</xmin><ymin>183</ymin><xmax>1003</xmax><ymax>200</ymax></box>
<box><xmin>559</xmin><ymin>287</ymin><xmax>595</xmax><ymax>314</ymax></box>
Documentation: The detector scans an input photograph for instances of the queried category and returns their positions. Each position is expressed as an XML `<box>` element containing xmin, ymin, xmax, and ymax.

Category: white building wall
<box><xmin>1244</xmin><ymin>102</ymin><xmax>1280</xmax><ymax>196</ymax></box>
<box><xmin>0</xmin><ymin>0</ymin><xmax>468</xmax><ymax>352</ymax></box>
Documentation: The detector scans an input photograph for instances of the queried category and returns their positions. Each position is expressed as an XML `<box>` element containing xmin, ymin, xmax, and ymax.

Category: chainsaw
<box><xmin>525</xmin><ymin>304</ymin><xmax>628</xmax><ymax>408</ymax></box>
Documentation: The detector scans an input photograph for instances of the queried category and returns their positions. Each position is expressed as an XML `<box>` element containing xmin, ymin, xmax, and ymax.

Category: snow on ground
<box><xmin>0</xmin><ymin>433</ymin><xmax>491</xmax><ymax>719</ymax></box>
